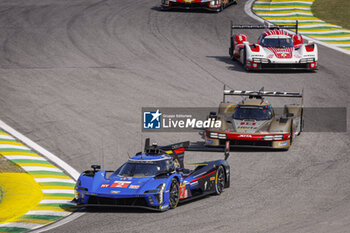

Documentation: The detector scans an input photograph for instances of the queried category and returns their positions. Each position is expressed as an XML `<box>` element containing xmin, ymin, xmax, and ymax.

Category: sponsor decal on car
<box><xmin>239</xmin><ymin>134</ymin><xmax>252</xmax><ymax>138</ymax></box>
<box><xmin>206</xmin><ymin>139</ymin><xmax>213</xmax><ymax>144</ymax></box>
<box><xmin>279</xmin><ymin>141</ymin><xmax>288</xmax><ymax>146</ymax></box>
<box><xmin>190</xmin><ymin>181</ymin><xmax>198</xmax><ymax>186</ymax></box>
<box><xmin>210</xmin><ymin>176</ymin><xmax>215</xmax><ymax>181</ymax></box>
<box><xmin>179</xmin><ymin>182</ymin><xmax>188</xmax><ymax>200</ymax></box>
<box><xmin>111</xmin><ymin>181</ymin><xmax>131</xmax><ymax>188</ymax></box>
<box><xmin>111</xmin><ymin>190</ymin><xmax>120</xmax><ymax>194</ymax></box>
<box><xmin>101</xmin><ymin>184</ymin><xmax>110</xmax><ymax>188</ymax></box>
<box><xmin>129</xmin><ymin>185</ymin><xmax>140</xmax><ymax>189</ymax></box>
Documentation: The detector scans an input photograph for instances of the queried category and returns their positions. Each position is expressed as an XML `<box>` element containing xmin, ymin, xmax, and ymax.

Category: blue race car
<box><xmin>74</xmin><ymin>139</ymin><xmax>230</xmax><ymax>211</ymax></box>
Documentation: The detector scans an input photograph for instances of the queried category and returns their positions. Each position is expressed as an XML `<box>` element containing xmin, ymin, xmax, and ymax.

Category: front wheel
<box><xmin>169</xmin><ymin>179</ymin><xmax>179</xmax><ymax>209</ymax></box>
<box><xmin>215</xmin><ymin>166</ymin><xmax>225</xmax><ymax>195</ymax></box>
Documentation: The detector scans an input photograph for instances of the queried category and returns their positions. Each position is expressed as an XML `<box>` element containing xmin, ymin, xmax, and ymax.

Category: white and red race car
<box><xmin>229</xmin><ymin>21</ymin><xmax>318</xmax><ymax>71</ymax></box>
<box><xmin>161</xmin><ymin>0</ymin><xmax>238</xmax><ymax>12</ymax></box>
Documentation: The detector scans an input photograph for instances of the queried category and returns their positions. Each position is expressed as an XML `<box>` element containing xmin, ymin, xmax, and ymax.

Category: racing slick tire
<box><xmin>169</xmin><ymin>178</ymin><xmax>180</xmax><ymax>209</ymax></box>
<box><xmin>290</xmin><ymin>121</ymin><xmax>293</xmax><ymax>146</ymax></box>
<box><xmin>298</xmin><ymin>108</ymin><xmax>304</xmax><ymax>135</ymax></box>
<box><xmin>243</xmin><ymin>47</ymin><xmax>248</xmax><ymax>71</ymax></box>
<box><xmin>215</xmin><ymin>166</ymin><xmax>225</xmax><ymax>195</ymax></box>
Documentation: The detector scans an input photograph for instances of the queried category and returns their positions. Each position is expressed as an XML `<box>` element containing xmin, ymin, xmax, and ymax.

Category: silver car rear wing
<box><xmin>222</xmin><ymin>86</ymin><xmax>303</xmax><ymax>105</ymax></box>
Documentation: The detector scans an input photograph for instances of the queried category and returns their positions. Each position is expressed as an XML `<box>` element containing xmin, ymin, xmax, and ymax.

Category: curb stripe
<box><xmin>0</xmin><ymin>223</ymin><xmax>43</xmax><ymax>229</ymax></box>
<box><xmin>24</xmin><ymin>211</ymin><xmax>71</xmax><ymax>217</ymax></box>
<box><xmin>44</xmin><ymin>193</ymin><xmax>75</xmax><ymax>198</ymax></box>
<box><xmin>34</xmin><ymin>178</ymin><xmax>75</xmax><ymax>183</ymax></box>
<box><xmin>19</xmin><ymin>215</ymin><xmax>62</xmax><ymax>221</ymax></box>
<box><xmin>0</xmin><ymin>227</ymin><xmax>30</xmax><ymax>233</ymax></box>
<box><xmin>39</xmin><ymin>200</ymin><xmax>74</xmax><ymax>204</ymax></box>
<box><xmin>12</xmin><ymin>219</ymin><xmax>53</xmax><ymax>225</ymax></box>
<box><xmin>10</xmin><ymin>159</ymin><xmax>52</xmax><ymax>164</ymax></box>
<box><xmin>22</xmin><ymin>166</ymin><xmax>63</xmax><ymax>172</ymax></box>
<box><xmin>41</xmin><ymin>189</ymin><xmax>75</xmax><ymax>194</ymax></box>
<box><xmin>4</xmin><ymin>156</ymin><xmax>46</xmax><ymax>160</ymax></box>
<box><xmin>39</xmin><ymin>182</ymin><xmax>75</xmax><ymax>187</ymax></box>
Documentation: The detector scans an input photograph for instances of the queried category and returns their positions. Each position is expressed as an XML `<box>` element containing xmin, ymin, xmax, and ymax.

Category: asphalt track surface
<box><xmin>0</xmin><ymin>0</ymin><xmax>349</xmax><ymax>232</ymax></box>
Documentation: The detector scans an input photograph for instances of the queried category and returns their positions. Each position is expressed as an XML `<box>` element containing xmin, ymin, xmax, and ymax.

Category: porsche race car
<box><xmin>229</xmin><ymin>21</ymin><xmax>318</xmax><ymax>71</ymax></box>
<box><xmin>161</xmin><ymin>0</ymin><xmax>238</xmax><ymax>12</ymax></box>
<box><xmin>205</xmin><ymin>87</ymin><xmax>304</xmax><ymax>150</ymax></box>
<box><xmin>74</xmin><ymin>139</ymin><xmax>230</xmax><ymax>211</ymax></box>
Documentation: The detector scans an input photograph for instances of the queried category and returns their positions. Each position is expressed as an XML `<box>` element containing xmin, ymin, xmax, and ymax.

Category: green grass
<box><xmin>312</xmin><ymin>0</ymin><xmax>350</xmax><ymax>29</ymax></box>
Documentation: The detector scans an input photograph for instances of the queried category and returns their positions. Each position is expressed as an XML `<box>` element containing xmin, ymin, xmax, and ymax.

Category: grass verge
<box><xmin>312</xmin><ymin>0</ymin><xmax>350</xmax><ymax>29</ymax></box>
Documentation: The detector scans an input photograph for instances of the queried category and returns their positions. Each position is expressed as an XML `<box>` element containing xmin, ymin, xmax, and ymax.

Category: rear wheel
<box><xmin>215</xmin><ymin>166</ymin><xmax>225</xmax><ymax>195</ymax></box>
<box><xmin>169</xmin><ymin>179</ymin><xmax>179</xmax><ymax>209</ymax></box>
<box><xmin>299</xmin><ymin>108</ymin><xmax>304</xmax><ymax>135</ymax></box>
<box><xmin>243</xmin><ymin>47</ymin><xmax>248</xmax><ymax>71</ymax></box>
<box><xmin>289</xmin><ymin>122</ymin><xmax>293</xmax><ymax>146</ymax></box>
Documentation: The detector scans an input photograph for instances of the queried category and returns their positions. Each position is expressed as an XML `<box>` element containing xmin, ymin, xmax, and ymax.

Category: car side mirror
<box><xmin>91</xmin><ymin>165</ymin><xmax>101</xmax><ymax>172</ymax></box>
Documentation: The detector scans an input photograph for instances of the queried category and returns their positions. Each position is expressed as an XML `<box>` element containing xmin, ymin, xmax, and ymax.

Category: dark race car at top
<box><xmin>205</xmin><ymin>87</ymin><xmax>304</xmax><ymax>150</ymax></box>
<box><xmin>161</xmin><ymin>0</ymin><xmax>238</xmax><ymax>12</ymax></box>
<box><xmin>229</xmin><ymin>21</ymin><xmax>318</xmax><ymax>71</ymax></box>
<box><xmin>74</xmin><ymin>139</ymin><xmax>230</xmax><ymax>211</ymax></box>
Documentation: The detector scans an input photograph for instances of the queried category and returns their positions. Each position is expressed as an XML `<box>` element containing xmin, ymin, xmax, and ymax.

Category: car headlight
<box><xmin>74</xmin><ymin>190</ymin><xmax>80</xmax><ymax>200</ymax></box>
<box><xmin>209</xmin><ymin>132</ymin><xmax>227</xmax><ymax>139</ymax></box>
<box><xmin>157</xmin><ymin>183</ymin><xmax>166</xmax><ymax>204</ymax></box>
<box><xmin>262</xmin><ymin>135</ymin><xmax>284</xmax><ymax>141</ymax></box>
<box><xmin>210</xmin><ymin>1</ymin><xmax>217</xmax><ymax>6</ymax></box>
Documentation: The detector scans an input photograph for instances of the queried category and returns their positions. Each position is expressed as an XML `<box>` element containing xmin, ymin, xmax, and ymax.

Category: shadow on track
<box><xmin>207</xmin><ymin>56</ymin><xmax>318</xmax><ymax>74</ymax></box>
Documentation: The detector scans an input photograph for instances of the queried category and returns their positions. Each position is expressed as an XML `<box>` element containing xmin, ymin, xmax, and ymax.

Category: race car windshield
<box><xmin>117</xmin><ymin>159</ymin><xmax>173</xmax><ymax>177</ymax></box>
<box><xmin>262</xmin><ymin>38</ymin><xmax>293</xmax><ymax>48</ymax></box>
<box><xmin>233</xmin><ymin>105</ymin><xmax>273</xmax><ymax>121</ymax></box>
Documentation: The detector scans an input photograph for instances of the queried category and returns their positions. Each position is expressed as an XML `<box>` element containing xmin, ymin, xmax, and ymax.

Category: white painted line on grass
<box><xmin>0</xmin><ymin>134</ymin><xmax>15</xmax><ymax>140</ymax></box>
<box><xmin>25</xmin><ymin>211</ymin><xmax>72</xmax><ymax>217</ymax></box>
<box><xmin>39</xmin><ymin>199</ymin><xmax>75</xmax><ymax>204</ymax></box>
<box><xmin>42</xmin><ymin>189</ymin><xmax>75</xmax><ymax>194</ymax></box>
<box><xmin>4</xmin><ymin>155</ymin><xmax>48</xmax><ymax>160</ymax></box>
<box><xmin>0</xmin><ymin>144</ymin><xmax>30</xmax><ymax>150</ymax></box>
<box><xmin>22</xmin><ymin>166</ymin><xmax>63</xmax><ymax>172</ymax></box>
<box><xmin>34</xmin><ymin>178</ymin><xmax>76</xmax><ymax>183</ymax></box>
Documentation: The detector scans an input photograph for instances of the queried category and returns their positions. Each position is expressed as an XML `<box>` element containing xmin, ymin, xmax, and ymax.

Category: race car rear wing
<box><xmin>143</xmin><ymin>138</ymin><xmax>230</xmax><ymax>165</ymax></box>
<box><xmin>230</xmin><ymin>20</ymin><xmax>299</xmax><ymax>36</ymax></box>
<box><xmin>222</xmin><ymin>86</ymin><xmax>304</xmax><ymax>106</ymax></box>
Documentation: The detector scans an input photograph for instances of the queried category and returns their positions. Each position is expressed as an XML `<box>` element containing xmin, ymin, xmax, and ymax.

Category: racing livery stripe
<box><xmin>253</xmin><ymin>0</ymin><xmax>350</xmax><ymax>54</ymax></box>
<box><xmin>0</xmin><ymin>128</ymin><xmax>76</xmax><ymax>233</ymax></box>
<box><xmin>189</xmin><ymin>170</ymin><xmax>217</xmax><ymax>183</ymax></box>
